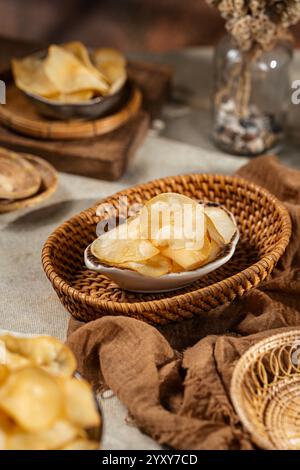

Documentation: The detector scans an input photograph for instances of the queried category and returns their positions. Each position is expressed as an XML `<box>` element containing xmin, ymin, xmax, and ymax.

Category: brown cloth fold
<box><xmin>67</xmin><ymin>155</ymin><xmax>300</xmax><ymax>450</ymax></box>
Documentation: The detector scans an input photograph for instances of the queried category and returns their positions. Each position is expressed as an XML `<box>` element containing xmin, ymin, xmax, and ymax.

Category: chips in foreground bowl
<box><xmin>91</xmin><ymin>192</ymin><xmax>238</xmax><ymax>277</ymax></box>
<box><xmin>12</xmin><ymin>42</ymin><xmax>127</xmax><ymax>103</ymax></box>
<box><xmin>0</xmin><ymin>335</ymin><xmax>100</xmax><ymax>450</ymax></box>
<box><xmin>0</xmin><ymin>335</ymin><xmax>76</xmax><ymax>376</ymax></box>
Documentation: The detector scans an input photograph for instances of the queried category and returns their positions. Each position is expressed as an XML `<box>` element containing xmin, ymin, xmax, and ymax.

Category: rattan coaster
<box><xmin>231</xmin><ymin>330</ymin><xmax>300</xmax><ymax>450</ymax></box>
<box><xmin>0</xmin><ymin>81</ymin><xmax>141</xmax><ymax>140</ymax></box>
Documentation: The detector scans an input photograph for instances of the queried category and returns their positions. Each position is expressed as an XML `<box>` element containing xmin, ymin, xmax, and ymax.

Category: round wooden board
<box><xmin>0</xmin><ymin>147</ymin><xmax>41</xmax><ymax>200</ymax></box>
<box><xmin>0</xmin><ymin>154</ymin><xmax>57</xmax><ymax>213</ymax></box>
<box><xmin>0</xmin><ymin>82</ymin><xmax>142</xmax><ymax>141</ymax></box>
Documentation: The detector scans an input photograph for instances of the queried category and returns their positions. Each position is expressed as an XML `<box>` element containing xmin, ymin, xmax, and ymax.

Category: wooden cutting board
<box><xmin>0</xmin><ymin>59</ymin><xmax>171</xmax><ymax>181</ymax></box>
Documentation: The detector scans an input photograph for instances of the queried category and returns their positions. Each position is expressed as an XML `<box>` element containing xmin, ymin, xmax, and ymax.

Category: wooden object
<box><xmin>42</xmin><ymin>173</ymin><xmax>291</xmax><ymax>325</ymax></box>
<box><xmin>127</xmin><ymin>60</ymin><xmax>171</xmax><ymax>117</ymax></box>
<box><xmin>231</xmin><ymin>330</ymin><xmax>300</xmax><ymax>450</ymax></box>
<box><xmin>0</xmin><ymin>153</ymin><xmax>57</xmax><ymax>213</ymax></box>
<box><xmin>0</xmin><ymin>147</ymin><xmax>41</xmax><ymax>199</ymax></box>
<box><xmin>0</xmin><ymin>112</ymin><xmax>149</xmax><ymax>181</ymax></box>
<box><xmin>0</xmin><ymin>84</ymin><xmax>142</xmax><ymax>140</ymax></box>
<box><xmin>0</xmin><ymin>58</ymin><xmax>171</xmax><ymax>180</ymax></box>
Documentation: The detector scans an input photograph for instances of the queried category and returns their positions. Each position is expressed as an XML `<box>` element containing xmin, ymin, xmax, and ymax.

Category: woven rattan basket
<box><xmin>231</xmin><ymin>330</ymin><xmax>300</xmax><ymax>450</ymax></box>
<box><xmin>42</xmin><ymin>174</ymin><xmax>291</xmax><ymax>325</ymax></box>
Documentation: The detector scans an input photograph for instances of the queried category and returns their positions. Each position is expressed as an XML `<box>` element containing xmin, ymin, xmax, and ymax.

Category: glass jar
<box><xmin>212</xmin><ymin>35</ymin><xmax>293</xmax><ymax>156</ymax></box>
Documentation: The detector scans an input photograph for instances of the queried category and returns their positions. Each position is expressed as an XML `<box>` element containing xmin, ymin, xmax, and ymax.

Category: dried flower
<box><xmin>207</xmin><ymin>0</ymin><xmax>300</xmax><ymax>51</ymax></box>
<box><xmin>229</xmin><ymin>16</ymin><xmax>253</xmax><ymax>50</ymax></box>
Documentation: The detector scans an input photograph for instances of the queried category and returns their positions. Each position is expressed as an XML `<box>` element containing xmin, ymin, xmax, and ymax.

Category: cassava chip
<box><xmin>170</xmin><ymin>261</ymin><xmax>184</xmax><ymax>273</ymax></box>
<box><xmin>0</xmin><ymin>409</ymin><xmax>17</xmax><ymax>450</ymax></box>
<box><xmin>205</xmin><ymin>205</ymin><xmax>237</xmax><ymax>244</ymax></box>
<box><xmin>0</xmin><ymin>367</ymin><xmax>62</xmax><ymax>432</ymax></box>
<box><xmin>205</xmin><ymin>217</ymin><xmax>223</xmax><ymax>245</ymax></box>
<box><xmin>0</xmin><ymin>366</ymin><xmax>9</xmax><ymax>385</ymax></box>
<box><xmin>119</xmin><ymin>254</ymin><xmax>172</xmax><ymax>277</ymax></box>
<box><xmin>0</xmin><ymin>335</ymin><xmax>76</xmax><ymax>377</ymax></box>
<box><xmin>44</xmin><ymin>45</ymin><xmax>109</xmax><ymax>95</ymax></box>
<box><xmin>162</xmin><ymin>234</ymin><xmax>212</xmax><ymax>271</ymax></box>
<box><xmin>61</xmin><ymin>438</ymin><xmax>99</xmax><ymax>450</ymax></box>
<box><xmin>63</xmin><ymin>41</ymin><xmax>108</xmax><ymax>83</ymax></box>
<box><xmin>0</xmin><ymin>430</ymin><xmax>5</xmax><ymax>450</ymax></box>
<box><xmin>92</xmin><ymin>47</ymin><xmax>127</xmax><ymax>94</ymax></box>
<box><xmin>97</xmin><ymin>62</ymin><xmax>126</xmax><ymax>94</ymax></box>
<box><xmin>91</xmin><ymin>237</ymin><xmax>159</xmax><ymax>265</ymax></box>
<box><xmin>49</xmin><ymin>90</ymin><xmax>94</xmax><ymax>102</ymax></box>
<box><xmin>100</xmin><ymin>216</ymin><xmax>141</xmax><ymax>241</ymax></box>
<box><xmin>140</xmin><ymin>193</ymin><xmax>205</xmax><ymax>250</ymax></box>
<box><xmin>12</xmin><ymin>56</ymin><xmax>57</xmax><ymax>97</ymax></box>
<box><xmin>0</xmin><ymin>408</ymin><xmax>16</xmax><ymax>433</ymax></box>
<box><xmin>207</xmin><ymin>239</ymin><xmax>222</xmax><ymax>262</ymax></box>
<box><xmin>4</xmin><ymin>351</ymin><xmax>31</xmax><ymax>370</ymax></box>
<box><xmin>6</xmin><ymin>420</ymin><xmax>78</xmax><ymax>450</ymax></box>
<box><xmin>61</xmin><ymin>377</ymin><xmax>100</xmax><ymax>428</ymax></box>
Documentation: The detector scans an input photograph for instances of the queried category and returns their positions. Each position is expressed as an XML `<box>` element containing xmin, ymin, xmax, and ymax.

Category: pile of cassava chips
<box><xmin>12</xmin><ymin>41</ymin><xmax>127</xmax><ymax>102</ymax></box>
<box><xmin>0</xmin><ymin>335</ymin><xmax>101</xmax><ymax>450</ymax></box>
<box><xmin>91</xmin><ymin>193</ymin><xmax>238</xmax><ymax>277</ymax></box>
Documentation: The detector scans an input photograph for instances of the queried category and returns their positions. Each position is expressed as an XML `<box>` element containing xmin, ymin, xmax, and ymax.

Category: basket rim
<box><xmin>230</xmin><ymin>328</ymin><xmax>300</xmax><ymax>450</ymax></box>
<box><xmin>41</xmin><ymin>172</ymin><xmax>292</xmax><ymax>315</ymax></box>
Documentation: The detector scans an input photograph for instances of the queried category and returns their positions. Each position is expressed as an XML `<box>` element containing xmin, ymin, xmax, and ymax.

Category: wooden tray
<box><xmin>0</xmin><ymin>83</ymin><xmax>142</xmax><ymax>140</ymax></box>
<box><xmin>0</xmin><ymin>60</ymin><xmax>171</xmax><ymax>180</ymax></box>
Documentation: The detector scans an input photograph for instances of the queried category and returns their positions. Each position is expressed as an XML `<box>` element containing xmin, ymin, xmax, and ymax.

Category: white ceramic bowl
<box><xmin>84</xmin><ymin>229</ymin><xmax>239</xmax><ymax>293</ymax></box>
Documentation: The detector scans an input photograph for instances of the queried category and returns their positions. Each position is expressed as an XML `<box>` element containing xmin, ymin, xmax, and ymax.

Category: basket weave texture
<box><xmin>231</xmin><ymin>330</ymin><xmax>300</xmax><ymax>450</ymax></box>
<box><xmin>42</xmin><ymin>173</ymin><xmax>291</xmax><ymax>325</ymax></box>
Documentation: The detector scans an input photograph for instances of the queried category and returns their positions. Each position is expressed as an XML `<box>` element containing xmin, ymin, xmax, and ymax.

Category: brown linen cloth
<box><xmin>67</xmin><ymin>155</ymin><xmax>300</xmax><ymax>450</ymax></box>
